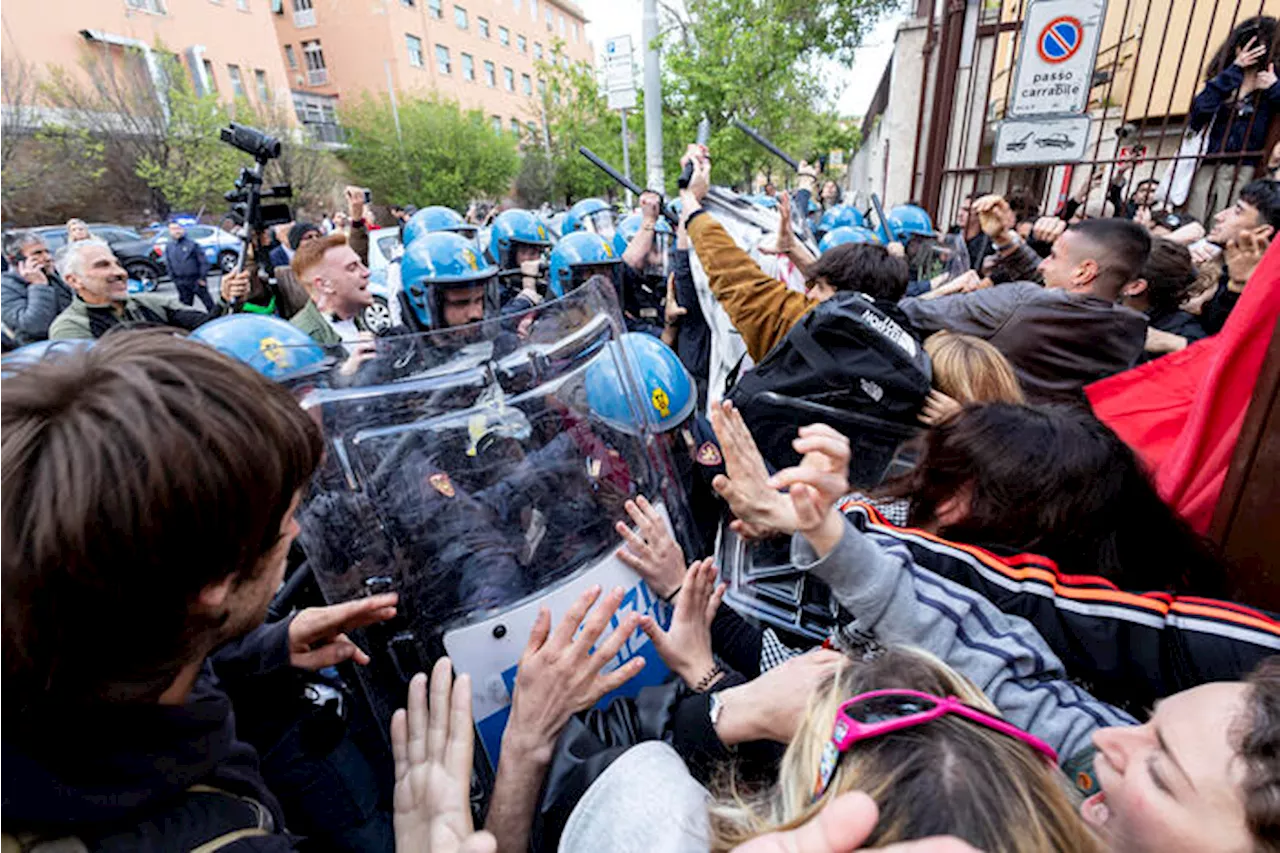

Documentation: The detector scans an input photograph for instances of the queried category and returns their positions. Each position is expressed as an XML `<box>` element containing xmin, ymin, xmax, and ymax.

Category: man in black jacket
<box><xmin>162</xmin><ymin>222</ymin><xmax>216</xmax><ymax>312</ymax></box>
<box><xmin>0</xmin><ymin>230</ymin><xmax>75</xmax><ymax>345</ymax></box>
<box><xmin>1</xmin><ymin>331</ymin><xmax>398</xmax><ymax>850</ymax></box>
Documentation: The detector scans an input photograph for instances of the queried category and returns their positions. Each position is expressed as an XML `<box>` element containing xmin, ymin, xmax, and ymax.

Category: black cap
<box><xmin>288</xmin><ymin>221</ymin><xmax>321</xmax><ymax>251</ymax></box>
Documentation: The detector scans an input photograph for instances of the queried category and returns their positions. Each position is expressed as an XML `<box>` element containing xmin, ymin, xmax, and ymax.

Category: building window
<box><xmin>533</xmin><ymin>42</ymin><xmax>542</xmax><ymax>59</ymax></box>
<box><xmin>255</xmin><ymin>69</ymin><xmax>269</xmax><ymax>102</ymax></box>
<box><xmin>503</xmin><ymin>66</ymin><xmax>514</xmax><ymax>91</ymax></box>
<box><xmin>560</xmin><ymin>55</ymin><xmax>569</xmax><ymax>69</ymax></box>
<box><xmin>527</xmin><ymin>121</ymin><xmax>537</xmax><ymax>137</ymax></box>
<box><xmin>510</xmin><ymin>118</ymin><xmax>520</xmax><ymax>135</ymax></box>
<box><xmin>537</xmin><ymin>77</ymin><xmax>546</xmax><ymax>96</ymax></box>
<box><xmin>491</xmin><ymin>115</ymin><xmax>502</xmax><ymax>133</ymax></box>
<box><xmin>558</xmin><ymin>13</ymin><xmax>565</xmax><ymax>36</ymax></box>
<box><xmin>521</xmin><ymin>72</ymin><xmax>531</xmax><ymax>95</ymax></box>
<box><xmin>302</xmin><ymin>39</ymin><xmax>328</xmax><ymax>85</ymax></box>
<box><xmin>227</xmin><ymin>64</ymin><xmax>246</xmax><ymax>99</ymax></box>
<box><xmin>572</xmin><ymin>21</ymin><xmax>579</xmax><ymax>42</ymax></box>
<box><xmin>478</xmin><ymin>16</ymin><xmax>489</xmax><ymax>37</ymax></box>
<box><xmin>483</xmin><ymin>60</ymin><xmax>495</xmax><ymax>87</ymax></box>
<box><xmin>544</xmin><ymin>7</ymin><xmax>551</xmax><ymax>28</ymax></box>
<box><xmin>202</xmin><ymin>59</ymin><xmax>219</xmax><ymax>93</ymax></box>
<box><xmin>426</xmin><ymin>0</ymin><xmax>442</xmax><ymax>18</ymax></box>
<box><xmin>436</xmin><ymin>44</ymin><xmax>451</xmax><ymax>74</ymax></box>
<box><xmin>236</xmin><ymin>0</ymin><xmax>249</xmax><ymax>10</ymax></box>
<box><xmin>126</xmin><ymin>0</ymin><xmax>167</xmax><ymax>13</ymax></box>
<box><xmin>453</xmin><ymin>5</ymin><xmax>467</xmax><ymax>28</ymax></box>
<box><xmin>530</xmin><ymin>0</ymin><xmax>537</xmax><ymax>20</ymax></box>
<box><xmin>461</xmin><ymin>53</ymin><xmax>475</xmax><ymax>80</ymax></box>
<box><xmin>406</xmin><ymin>34</ymin><xmax>424</xmax><ymax>67</ymax></box>
<box><xmin>498</xmin><ymin>26</ymin><xmax>509</xmax><ymax>47</ymax></box>
<box><xmin>284</xmin><ymin>44</ymin><xmax>297</xmax><ymax>69</ymax></box>
<box><xmin>292</xmin><ymin>0</ymin><xmax>315</xmax><ymax>27</ymax></box>
<box><xmin>517</xmin><ymin>34</ymin><xmax>527</xmax><ymax>53</ymax></box>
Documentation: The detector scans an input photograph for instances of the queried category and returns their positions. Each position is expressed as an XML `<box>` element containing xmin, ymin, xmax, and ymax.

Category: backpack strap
<box><xmin>785</xmin><ymin>315</ymin><xmax>845</xmax><ymax>387</ymax></box>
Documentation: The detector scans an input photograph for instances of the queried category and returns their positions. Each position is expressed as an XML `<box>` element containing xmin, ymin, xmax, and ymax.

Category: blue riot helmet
<box><xmin>489</xmin><ymin>209</ymin><xmax>553</xmax><ymax>271</ymax></box>
<box><xmin>562</xmin><ymin>198</ymin><xmax>616</xmax><ymax>238</ymax></box>
<box><xmin>879</xmin><ymin>204</ymin><xmax>936</xmax><ymax>243</ymax></box>
<box><xmin>547</xmin><ymin>231</ymin><xmax>623</xmax><ymax>299</ymax></box>
<box><xmin>585</xmin><ymin>332</ymin><xmax>695</xmax><ymax>435</ymax></box>
<box><xmin>816</xmin><ymin>205</ymin><xmax>866</xmax><ymax>238</ymax></box>
<box><xmin>1</xmin><ymin>338</ymin><xmax>92</xmax><ymax>379</ymax></box>
<box><xmin>403</xmin><ymin>205</ymin><xmax>477</xmax><ymax>247</ymax></box>
<box><xmin>752</xmin><ymin>194</ymin><xmax>779</xmax><ymax>210</ymax></box>
<box><xmin>190</xmin><ymin>314</ymin><xmax>329</xmax><ymax>381</ymax></box>
<box><xmin>399</xmin><ymin>231</ymin><xmax>499</xmax><ymax>331</ymax></box>
<box><xmin>818</xmin><ymin>225</ymin><xmax>882</xmax><ymax>252</ymax></box>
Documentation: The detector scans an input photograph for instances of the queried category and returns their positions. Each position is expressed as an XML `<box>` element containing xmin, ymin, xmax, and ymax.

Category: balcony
<box><xmin>306</xmin><ymin>67</ymin><xmax>329</xmax><ymax>86</ymax></box>
<box><xmin>293</xmin><ymin>7</ymin><xmax>316</xmax><ymax>27</ymax></box>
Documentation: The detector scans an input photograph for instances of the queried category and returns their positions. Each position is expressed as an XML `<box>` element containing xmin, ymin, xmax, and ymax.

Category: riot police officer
<box><xmin>814</xmin><ymin>205</ymin><xmax>867</xmax><ymax>242</ymax></box>
<box><xmin>402</xmin><ymin>205</ymin><xmax>480</xmax><ymax>249</ymax></box>
<box><xmin>818</xmin><ymin>225</ymin><xmax>882</xmax><ymax>253</ymax></box>
<box><xmin>562</xmin><ymin>198</ymin><xmax>617</xmax><ymax>238</ymax></box>
<box><xmin>489</xmin><ymin>209</ymin><xmax>555</xmax><ymax>312</ymax></box>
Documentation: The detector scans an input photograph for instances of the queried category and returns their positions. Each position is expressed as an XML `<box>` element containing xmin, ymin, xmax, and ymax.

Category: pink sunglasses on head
<box><xmin>813</xmin><ymin>689</ymin><xmax>1060</xmax><ymax>800</ymax></box>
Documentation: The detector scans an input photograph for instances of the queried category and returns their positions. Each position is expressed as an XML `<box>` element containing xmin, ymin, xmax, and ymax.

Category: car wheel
<box><xmin>126</xmin><ymin>261</ymin><xmax>160</xmax><ymax>292</ymax></box>
<box><xmin>362</xmin><ymin>296</ymin><xmax>394</xmax><ymax>335</ymax></box>
<box><xmin>218</xmin><ymin>250</ymin><xmax>239</xmax><ymax>274</ymax></box>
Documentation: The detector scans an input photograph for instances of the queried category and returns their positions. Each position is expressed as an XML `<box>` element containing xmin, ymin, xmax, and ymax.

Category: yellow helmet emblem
<box><xmin>536</xmin><ymin>224</ymin><xmax>547</xmax><ymax>239</ymax></box>
<box><xmin>651</xmin><ymin>387</ymin><xmax>670</xmax><ymax>418</ymax></box>
<box><xmin>602</xmin><ymin>241</ymin><xmax>615</xmax><ymax>258</ymax></box>
<box><xmin>259</xmin><ymin>336</ymin><xmax>290</xmax><ymax>369</ymax></box>
<box><xmin>461</xmin><ymin>248</ymin><xmax>478</xmax><ymax>271</ymax></box>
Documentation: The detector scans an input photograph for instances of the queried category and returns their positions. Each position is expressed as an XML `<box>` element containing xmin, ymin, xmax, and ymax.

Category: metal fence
<box><xmin>918</xmin><ymin>0</ymin><xmax>1280</xmax><ymax>231</ymax></box>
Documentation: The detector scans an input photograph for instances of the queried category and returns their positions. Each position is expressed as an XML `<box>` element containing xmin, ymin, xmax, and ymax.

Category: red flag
<box><xmin>1087</xmin><ymin>242</ymin><xmax>1280</xmax><ymax>533</ymax></box>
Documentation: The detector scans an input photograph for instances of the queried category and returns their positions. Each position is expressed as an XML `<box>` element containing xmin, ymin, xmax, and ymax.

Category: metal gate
<box><xmin>917</xmin><ymin>0</ymin><xmax>1280</xmax><ymax>230</ymax></box>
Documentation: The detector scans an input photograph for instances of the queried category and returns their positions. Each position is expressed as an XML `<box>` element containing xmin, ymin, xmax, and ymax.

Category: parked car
<box><xmin>365</xmin><ymin>266</ymin><xmax>403</xmax><ymax>335</ymax></box>
<box><xmin>33</xmin><ymin>224</ymin><xmax>165</xmax><ymax>291</ymax></box>
<box><xmin>150</xmin><ymin>224</ymin><xmax>242</xmax><ymax>273</ymax></box>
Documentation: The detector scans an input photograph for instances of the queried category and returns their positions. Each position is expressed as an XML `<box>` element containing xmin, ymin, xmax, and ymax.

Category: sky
<box><xmin>576</xmin><ymin>0</ymin><xmax>910</xmax><ymax>118</ymax></box>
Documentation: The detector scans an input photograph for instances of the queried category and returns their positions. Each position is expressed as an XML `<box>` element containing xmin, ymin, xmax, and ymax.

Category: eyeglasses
<box><xmin>813</xmin><ymin>689</ymin><xmax>1059</xmax><ymax>800</ymax></box>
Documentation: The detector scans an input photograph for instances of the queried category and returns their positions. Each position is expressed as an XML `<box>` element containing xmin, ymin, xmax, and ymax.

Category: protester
<box><xmin>48</xmin><ymin>239</ymin><xmax>229</xmax><ymax>339</ymax></box>
<box><xmin>1185</xmin><ymin>18</ymin><xmax>1280</xmax><ymax>217</ymax></box>
<box><xmin>680</xmin><ymin>149</ymin><xmax>911</xmax><ymax>363</ymax></box>
<box><xmin>162</xmin><ymin>221</ymin><xmax>217</xmax><ymax>312</ymax></box>
<box><xmin>917</xmin><ymin>330</ymin><xmax>1024</xmax><ymax>425</ymax></box>
<box><xmin>900</xmin><ymin>194</ymin><xmax>1150</xmax><ymax>404</ymax></box>
<box><xmin>292</xmin><ymin>232</ymin><xmax>374</xmax><ymax>342</ymax></box>
<box><xmin>1197</xmin><ymin>178</ymin><xmax>1280</xmax><ymax>332</ymax></box>
<box><xmin>668</xmin><ymin>216</ymin><xmax>713</xmax><ymax>406</ymax></box>
<box><xmin>1</xmin><ymin>330</ymin><xmax>402</xmax><ymax>848</ymax></box>
<box><xmin>558</xmin><ymin>646</ymin><xmax>1097</xmax><ymax>853</ymax></box>
<box><xmin>1121</xmin><ymin>238</ymin><xmax>1207</xmax><ymax>361</ymax></box>
<box><xmin>1</xmin><ymin>230</ymin><xmax>75</xmax><ymax>345</ymax></box>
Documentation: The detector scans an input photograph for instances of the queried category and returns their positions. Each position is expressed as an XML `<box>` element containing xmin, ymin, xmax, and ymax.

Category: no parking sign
<box><xmin>1010</xmin><ymin>0</ymin><xmax>1107</xmax><ymax>117</ymax></box>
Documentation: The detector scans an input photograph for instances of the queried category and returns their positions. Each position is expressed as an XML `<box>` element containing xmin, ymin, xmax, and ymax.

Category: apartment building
<box><xmin>273</xmin><ymin>0</ymin><xmax>592</xmax><ymax>141</ymax></box>
<box><xmin>0</xmin><ymin>0</ymin><xmax>295</xmax><ymax>122</ymax></box>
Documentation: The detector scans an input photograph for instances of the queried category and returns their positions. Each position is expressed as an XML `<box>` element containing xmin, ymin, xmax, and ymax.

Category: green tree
<box><xmin>339</xmin><ymin>93</ymin><xmax>519</xmax><ymax>211</ymax></box>
<box><xmin>659</xmin><ymin>0</ymin><xmax>892</xmax><ymax>189</ymax></box>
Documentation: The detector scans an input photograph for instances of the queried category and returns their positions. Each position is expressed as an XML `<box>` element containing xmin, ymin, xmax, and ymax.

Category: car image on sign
<box><xmin>1036</xmin><ymin>133</ymin><xmax>1074</xmax><ymax>149</ymax></box>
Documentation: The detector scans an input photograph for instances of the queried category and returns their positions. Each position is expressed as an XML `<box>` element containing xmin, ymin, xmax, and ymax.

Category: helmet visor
<box><xmin>584</xmin><ymin>210</ymin><xmax>617</xmax><ymax>239</ymax></box>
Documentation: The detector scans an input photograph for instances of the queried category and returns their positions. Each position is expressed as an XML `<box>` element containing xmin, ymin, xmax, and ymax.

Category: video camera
<box><xmin>220</xmin><ymin>122</ymin><xmax>294</xmax><ymax>234</ymax></box>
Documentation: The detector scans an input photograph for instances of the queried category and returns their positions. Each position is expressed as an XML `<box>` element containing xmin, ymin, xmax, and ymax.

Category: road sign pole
<box><xmin>620</xmin><ymin>108</ymin><xmax>634</xmax><ymax>209</ymax></box>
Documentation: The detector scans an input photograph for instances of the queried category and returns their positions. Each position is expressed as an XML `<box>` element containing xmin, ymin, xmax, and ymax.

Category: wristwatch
<box><xmin>709</xmin><ymin>693</ymin><xmax>724</xmax><ymax>727</ymax></box>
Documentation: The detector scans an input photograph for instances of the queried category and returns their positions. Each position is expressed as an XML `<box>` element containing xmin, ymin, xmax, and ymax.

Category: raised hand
<box><xmin>288</xmin><ymin>592</ymin><xmax>398</xmax><ymax>669</ymax></box>
<box><xmin>972</xmin><ymin>195</ymin><xmax>1014</xmax><ymax>241</ymax></box>
<box><xmin>504</xmin><ymin>586</ymin><xmax>646</xmax><ymax>759</ymax></box>
<box><xmin>1031</xmin><ymin>216</ymin><xmax>1068</xmax><ymax>244</ymax></box>
<box><xmin>1235</xmin><ymin>36</ymin><xmax>1267</xmax><ymax>70</ymax></box>
<box><xmin>709</xmin><ymin>399</ymin><xmax>798</xmax><ymax>539</ymax></box>
<box><xmin>918</xmin><ymin>389</ymin><xmax>963</xmax><ymax>426</ymax></box>
<box><xmin>1225</xmin><ymin>224</ymin><xmax>1274</xmax><ymax>287</ymax></box>
<box><xmin>615</xmin><ymin>495</ymin><xmax>686</xmax><ymax>599</ymax></box>
<box><xmin>391</xmin><ymin>659</ymin><xmax>498</xmax><ymax>853</ymax></box>
<box><xmin>638</xmin><ymin>558</ymin><xmax>726</xmax><ymax>688</ymax></box>
<box><xmin>664</xmin><ymin>274</ymin><xmax>688</xmax><ymax>328</ymax></box>
<box><xmin>768</xmin><ymin>425</ymin><xmax>852</xmax><ymax>554</ymax></box>
<box><xmin>17</xmin><ymin>256</ymin><xmax>48</xmax><ymax>285</ymax></box>
<box><xmin>1258</xmin><ymin>62</ymin><xmax>1278</xmax><ymax>90</ymax></box>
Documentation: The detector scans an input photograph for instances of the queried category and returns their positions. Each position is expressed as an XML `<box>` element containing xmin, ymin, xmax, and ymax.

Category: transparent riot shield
<box><xmin>288</xmin><ymin>278</ymin><xmax>695</xmax><ymax>774</ymax></box>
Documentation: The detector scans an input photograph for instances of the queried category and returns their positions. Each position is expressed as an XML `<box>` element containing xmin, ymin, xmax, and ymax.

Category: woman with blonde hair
<box><xmin>65</xmin><ymin>218</ymin><xmax>91</xmax><ymax>243</ymax></box>
<box><xmin>919</xmin><ymin>330</ymin><xmax>1023</xmax><ymax>426</ymax></box>
<box><xmin>707</xmin><ymin>646</ymin><xmax>1099</xmax><ymax>853</ymax></box>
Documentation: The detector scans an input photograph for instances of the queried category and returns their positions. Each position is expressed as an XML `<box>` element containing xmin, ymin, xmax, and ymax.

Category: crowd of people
<box><xmin>1</xmin><ymin>82</ymin><xmax>1279</xmax><ymax>853</ymax></box>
